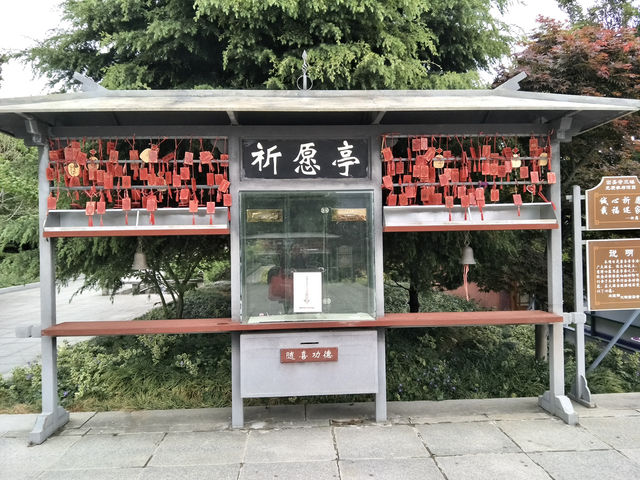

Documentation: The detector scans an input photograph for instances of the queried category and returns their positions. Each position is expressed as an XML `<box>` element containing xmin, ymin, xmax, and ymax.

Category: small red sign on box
<box><xmin>280</xmin><ymin>347</ymin><xmax>338</xmax><ymax>363</ymax></box>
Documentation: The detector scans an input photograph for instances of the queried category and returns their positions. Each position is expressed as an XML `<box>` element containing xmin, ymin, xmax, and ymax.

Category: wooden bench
<box><xmin>42</xmin><ymin>310</ymin><xmax>562</xmax><ymax>337</ymax></box>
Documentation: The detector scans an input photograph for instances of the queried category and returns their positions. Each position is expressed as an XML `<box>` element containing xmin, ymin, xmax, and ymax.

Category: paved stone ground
<box><xmin>0</xmin><ymin>280</ymin><xmax>160</xmax><ymax>378</ymax></box>
<box><xmin>2</xmin><ymin>393</ymin><xmax>640</xmax><ymax>479</ymax></box>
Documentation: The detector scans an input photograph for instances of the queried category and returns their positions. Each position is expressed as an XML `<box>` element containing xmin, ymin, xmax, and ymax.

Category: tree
<box><xmin>0</xmin><ymin>52</ymin><xmax>7</xmax><ymax>86</ymax></box>
<box><xmin>0</xmin><ymin>134</ymin><xmax>40</xmax><ymax>287</ymax></box>
<box><xmin>557</xmin><ymin>0</ymin><xmax>639</xmax><ymax>29</ymax></box>
<box><xmin>495</xmin><ymin>18</ymin><xmax>640</xmax><ymax>192</ymax></box>
<box><xmin>494</xmin><ymin>16</ymin><xmax>640</xmax><ymax>310</ymax></box>
<box><xmin>23</xmin><ymin>0</ymin><xmax>515</xmax><ymax>314</ymax></box>
<box><xmin>56</xmin><ymin>235</ymin><xmax>229</xmax><ymax>319</ymax></box>
<box><xmin>25</xmin><ymin>0</ymin><xmax>512</xmax><ymax>90</ymax></box>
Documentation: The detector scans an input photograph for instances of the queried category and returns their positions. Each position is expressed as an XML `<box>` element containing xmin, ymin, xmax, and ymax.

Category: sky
<box><xmin>0</xmin><ymin>0</ymin><xmax>594</xmax><ymax>98</ymax></box>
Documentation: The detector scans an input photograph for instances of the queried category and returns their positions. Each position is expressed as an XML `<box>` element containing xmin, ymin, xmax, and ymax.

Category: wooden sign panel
<box><xmin>242</xmin><ymin>139</ymin><xmax>369</xmax><ymax>179</ymax></box>
<box><xmin>586</xmin><ymin>176</ymin><xmax>640</xmax><ymax>230</ymax></box>
<box><xmin>587</xmin><ymin>239</ymin><xmax>640</xmax><ymax>311</ymax></box>
<box><xmin>280</xmin><ymin>347</ymin><xmax>338</xmax><ymax>363</ymax></box>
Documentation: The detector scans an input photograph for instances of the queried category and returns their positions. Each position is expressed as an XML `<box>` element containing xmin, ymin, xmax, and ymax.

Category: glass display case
<box><xmin>240</xmin><ymin>191</ymin><xmax>375</xmax><ymax>323</ymax></box>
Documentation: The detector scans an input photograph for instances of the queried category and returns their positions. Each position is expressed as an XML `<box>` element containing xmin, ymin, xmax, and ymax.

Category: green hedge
<box><xmin>2</xmin><ymin>284</ymin><xmax>640</xmax><ymax>413</ymax></box>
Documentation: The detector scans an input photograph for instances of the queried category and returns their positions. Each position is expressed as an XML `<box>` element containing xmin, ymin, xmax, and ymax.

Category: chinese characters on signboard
<box><xmin>242</xmin><ymin>139</ymin><xmax>369</xmax><ymax>179</ymax></box>
<box><xmin>587</xmin><ymin>239</ymin><xmax>640</xmax><ymax>311</ymax></box>
<box><xmin>280</xmin><ymin>347</ymin><xmax>339</xmax><ymax>363</ymax></box>
<box><xmin>586</xmin><ymin>176</ymin><xmax>640</xmax><ymax>230</ymax></box>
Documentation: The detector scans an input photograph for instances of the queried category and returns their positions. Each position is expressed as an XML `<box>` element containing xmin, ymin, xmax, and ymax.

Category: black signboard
<box><xmin>242</xmin><ymin>138</ymin><xmax>369</xmax><ymax>179</ymax></box>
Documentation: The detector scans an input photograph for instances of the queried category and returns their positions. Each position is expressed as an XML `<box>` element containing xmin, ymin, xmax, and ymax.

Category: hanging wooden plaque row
<box><xmin>45</xmin><ymin>137</ymin><xmax>231</xmax><ymax>226</ymax></box>
<box><xmin>380</xmin><ymin>134</ymin><xmax>556</xmax><ymax>217</ymax></box>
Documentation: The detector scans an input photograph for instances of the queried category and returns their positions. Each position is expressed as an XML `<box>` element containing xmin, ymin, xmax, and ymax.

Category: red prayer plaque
<box><xmin>530</xmin><ymin>171</ymin><xmax>540</xmax><ymax>183</ymax></box>
<box><xmin>146</xmin><ymin>196</ymin><xmax>157</xmax><ymax>212</ymax></box>
<box><xmin>219</xmin><ymin>179</ymin><xmax>231</xmax><ymax>193</ymax></box>
<box><xmin>280</xmin><ymin>347</ymin><xmax>338</xmax><ymax>363</ymax></box>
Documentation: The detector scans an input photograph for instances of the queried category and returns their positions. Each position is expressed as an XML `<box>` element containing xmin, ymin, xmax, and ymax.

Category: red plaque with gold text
<box><xmin>280</xmin><ymin>347</ymin><xmax>338</xmax><ymax>363</ymax></box>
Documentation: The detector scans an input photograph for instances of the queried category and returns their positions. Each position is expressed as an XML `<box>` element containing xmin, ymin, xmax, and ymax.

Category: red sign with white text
<box><xmin>280</xmin><ymin>347</ymin><xmax>338</xmax><ymax>363</ymax></box>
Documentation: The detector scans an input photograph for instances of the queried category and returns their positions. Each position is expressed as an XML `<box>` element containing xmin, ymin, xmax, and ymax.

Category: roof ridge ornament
<box><xmin>495</xmin><ymin>72</ymin><xmax>527</xmax><ymax>91</ymax></box>
<box><xmin>72</xmin><ymin>72</ymin><xmax>107</xmax><ymax>92</ymax></box>
<box><xmin>296</xmin><ymin>50</ymin><xmax>313</xmax><ymax>91</ymax></box>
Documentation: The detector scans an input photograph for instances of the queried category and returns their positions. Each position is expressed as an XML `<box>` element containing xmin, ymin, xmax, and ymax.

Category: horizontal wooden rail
<box><xmin>41</xmin><ymin>310</ymin><xmax>562</xmax><ymax>337</ymax></box>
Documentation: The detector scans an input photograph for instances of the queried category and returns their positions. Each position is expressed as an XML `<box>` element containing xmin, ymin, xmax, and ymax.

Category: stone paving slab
<box><xmin>37</xmin><ymin>468</ymin><xmax>144</xmax><ymax>480</ymax></box>
<box><xmin>0</xmin><ymin>413</ymin><xmax>39</xmax><ymax>436</ymax></box>
<box><xmin>82</xmin><ymin>408</ymin><xmax>231</xmax><ymax>434</ymax></box>
<box><xmin>52</xmin><ymin>433</ymin><xmax>164</xmax><ymax>469</ymax></box>
<box><xmin>571</xmin><ymin>407</ymin><xmax>640</xmax><ymax>418</ymax></box>
<box><xmin>2</xmin><ymin>395</ymin><xmax>640</xmax><ymax>478</ymax></box>
<box><xmin>334</xmin><ymin>424</ymin><xmax>428</xmax><ymax>459</ymax></box>
<box><xmin>0</xmin><ymin>435</ymin><xmax>80</xmax><ymax>479</ymax></box>
<box><xmin>306</xmin><ymin>401</ymin><xmax>375</xmax><ymax>423</ymax></box>
<box><xmin>149</xmin><ymin>431</ymin><xmax>246</xmax><ymax>466</ymax></box>
<box><xmin>529</xmin><ymin>450</ymin><xmax>640</xmax><ymax>480</ymax></box>
<box><xmin>579</xmin><ymin>416</ymin><xmax>640</xmax><ymax>449</ymax></box>
<box><xmin>241</xmin><ymin>461</ymin><xmax>340</xmax><ymax>479</ymax></box>
<box><xmin>417</xmin><ymin>421</ymin><xmax>520</xmax><ymax>456</ymax></box>
<box><xmin>339</xmin><ymin>458</ymin><xmax>445</xmax><ymax>480</ymax></box>
<box><xmin>497</xmin><ymin>418</ymin><xmax>609</xmax><ymax>452</ymax></box>
<box><xmin>436</xmin><ymin>452</ymin><xmax>552</xmax><ymax>480</ymax></box>
<box><xmin>584</xmin><ymin>392</ymin><xmax>640</xmax><ymax>410</ymax></box>
<box><xmin>621</xmin><ymin>448</ymin><xmax>640</xmax><ymax>464</ymax></box>
<box><xmin>244</xmin><ymin>427</ymin><xmax>336</xmax><ymax>463</ymax></box>
<box><xmin>140</xmin><ymin>465</ymin><xmax>240</xmax><ymax>480</ymax></box>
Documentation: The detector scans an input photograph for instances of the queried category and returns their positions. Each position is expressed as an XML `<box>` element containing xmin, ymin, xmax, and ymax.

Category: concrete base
<box><xmin>538</xmin><ymin>391</ymin><xmax>578</xmax><ymax>425</ymax></box>
<box><xmin>28</xmin><ymin>406</ymin><xmax>69</xmax><ymax>445</ymax></box>
<box><xmin>570</xmin><ymin>374</ymin><xmax>596</xmax><ymax>408</ymax></box>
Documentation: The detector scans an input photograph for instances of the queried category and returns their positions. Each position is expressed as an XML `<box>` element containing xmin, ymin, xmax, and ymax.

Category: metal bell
<box><xmin>132</xmin><ymin>251</ymin><xmax>149</xmax><ymax>270</ymax></box>
<box><xmin>460</xmin><ymin>246</ymin><xmax>476</xmax><ymax>265</ymax></box>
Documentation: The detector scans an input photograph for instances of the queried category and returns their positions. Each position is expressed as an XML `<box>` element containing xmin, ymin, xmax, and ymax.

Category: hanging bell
<box><xmin>459</xmin><ymin>245</ymin><xmax>476</xmax><ymax>265</ymax></box>
<box><xmin>132</xmin><ymin>238</ymin><xmax>149</xmax><ymax>270</ymax></box>
<box><xmin>132</xmin><ymin>251</ymin><xmax>149</xmax><ymax>270</ymax></box>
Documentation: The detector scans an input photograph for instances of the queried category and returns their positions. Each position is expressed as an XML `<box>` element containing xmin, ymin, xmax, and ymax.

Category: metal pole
<box><xmin>376</xmin><ymin>328</ymin><xmax>387</xmax><ymax>422</ymax></box>
<box><xmin>587</xmin><ymin>310</ymin><xmax>640</xmax><ymax>373</ymax></box>
<box><xmin>228</xmin><ymin>133</ymin><xmax>244</xmax><ymax>428</ymax></box>
<box><xmin>569</xmin><ymin>185</ymin><xmax>593</xmax><ymax>406</ymax></box>
<box><xmin>30</xmin><ymin>143</ymin><xmax>69</xmax><ymax>444</ymax></box>
<box><xmin>231</xmin><ymin>332</ymin><xmax>243</xmax><ymax>428</ymax></box>
<box><xmin>537</xmin><ymin>138</ymin><xmax>577</xmax><ymax>424</ymax></box>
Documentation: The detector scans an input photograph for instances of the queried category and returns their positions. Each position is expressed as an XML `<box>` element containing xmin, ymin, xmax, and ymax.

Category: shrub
<box><xmin>2</xmin><ymin>284</ymin><xmax>640</xmax><ymax>413</ymax></box>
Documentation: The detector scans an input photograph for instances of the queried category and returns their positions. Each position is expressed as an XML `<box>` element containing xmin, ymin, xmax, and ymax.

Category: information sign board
<box><xmin>585</xmin><ymin>176</ymin><xmax>640</xmax><ymax>230</ymax></box>
<box><xmin>587</xmin><ymin>238</ymin><xmax>640</xmax><ymax>310</ymax></box>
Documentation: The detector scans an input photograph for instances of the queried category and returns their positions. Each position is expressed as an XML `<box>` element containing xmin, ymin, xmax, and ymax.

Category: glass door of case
<box><xmin>240</xmin><ymin>191</ymin><xmax>375</xmax><ymax>323</ymax></box>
